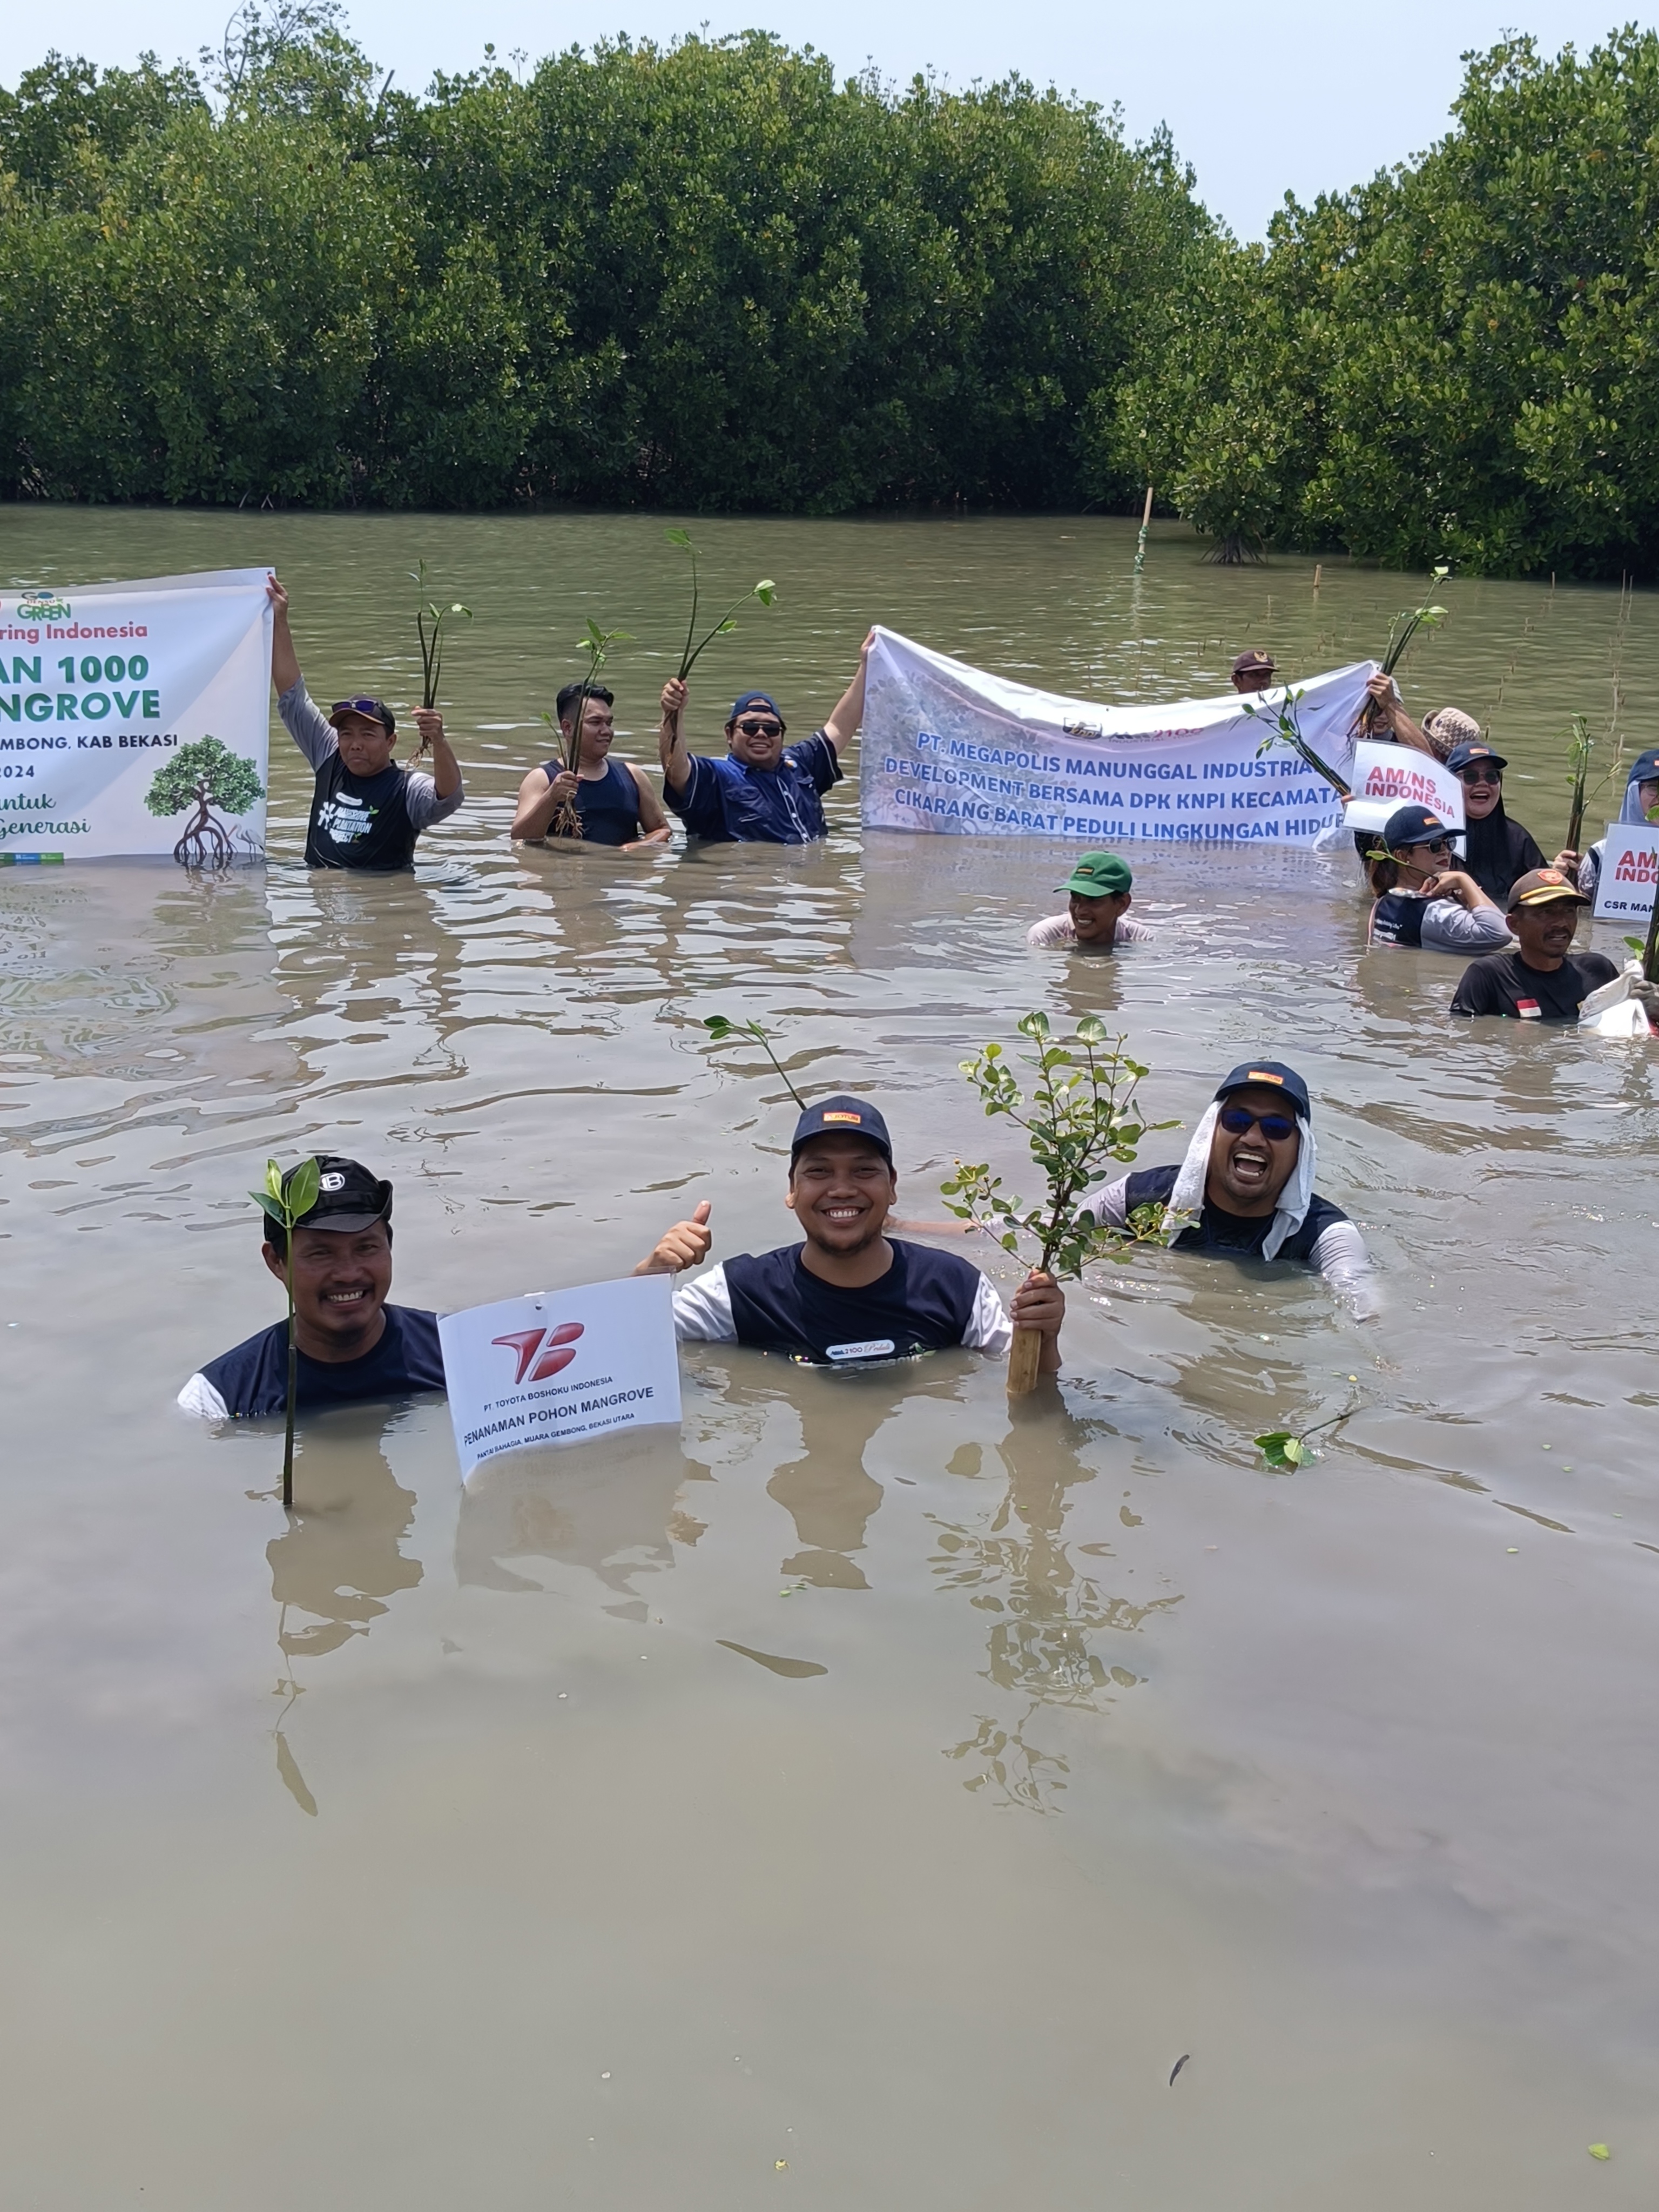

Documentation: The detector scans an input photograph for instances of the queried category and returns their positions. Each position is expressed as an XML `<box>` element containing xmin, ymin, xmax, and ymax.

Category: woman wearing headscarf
<box><xmin>1577</xmin><ymin>747</ymin><xmax>1659</xmax><ymax>901</ymax></box>
<box><xmin>1088</xmin><ymin>1061</ymin><xmax>1376</xmax><ymax>1314</ymax></box>
<box><xmin>1442</xmin><ymin>739</ymin><xmax>1576</xmax><ymax>906</ymax></box>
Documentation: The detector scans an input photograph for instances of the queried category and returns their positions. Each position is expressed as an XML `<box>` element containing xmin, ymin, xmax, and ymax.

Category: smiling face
<box><xmin>1458</xmin><ymin>763</ymin><xmax>1502</xmax><ymax>820</ymax></box>
<box><xmin>786</xmin><ymin>1134</ymin><xmax>896</xmax><ymax>1255</ymax></box>
<box><xmin>1070</xmin><ymin>889</ymin><xmax>1131</xmax><ymax>945</ymax></box>
<box><xmin>1508</xmin><ymin>895</ymin><xmax>1582</xmax><ymax>967</ymax></box>
<box><xmin>333</xmin><ymin>712</ymin><xmax>397</xmax><ymax>779</ymax></box>
<box><xmin>263</xmin><ymin>1220</ymin><xmax>393</xmax><ymax>1358</ymax></box>
<box><xmin>562</xmin><ymin>695</ymin><xmax>615</xmax><ymax>769</ymax></box>
<box><xmin>726</xmin><ymin>706</ymin><xmax>786</xmax><ymax>771</ymax></box>
<box><xmin>1206</xmin><ymin>1085</ymin><xmax>1301</xmax><ymax>1217</ymax></box>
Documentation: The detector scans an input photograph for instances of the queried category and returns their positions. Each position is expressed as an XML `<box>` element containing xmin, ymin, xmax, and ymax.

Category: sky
<box><xmin>5</xmin><ymin>0</ymin><xmax>1650</xmax><ymax>238</ymax></box>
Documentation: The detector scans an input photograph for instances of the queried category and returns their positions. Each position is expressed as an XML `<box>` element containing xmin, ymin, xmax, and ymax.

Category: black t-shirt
<box><xmin>305</xmin><ymin>756</ymin><xmax>421</xmax><ymax>872</ymax></box>
<box><xmin>1449</xmin><ymin>947</ymin><xmax>1618</xmax><ymax>1021</ymax></box>
<box><xmin>195</xmin><ymin>1305</ymin><xmax>446</xmax><ymax>1417</ymax></box>
<box><xmin>723</xmin><ymin>1241</ymin><xmax>983</xmax><ymax>1364</ymax></box>
<box><xmin>1121</xmin><ymin>1164</ymin><xmax>1349</xmax><ymax>1265</ymax></box>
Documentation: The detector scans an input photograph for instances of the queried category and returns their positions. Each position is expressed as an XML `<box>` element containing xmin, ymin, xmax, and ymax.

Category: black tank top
<box><xmin>537</xmin><ymin>757</ymin><xmax>641</xmax><ymax>847</ymax></box>
<box><xmin>305</xmin><ymin>755</ymin><xmax>419</xmax><ymax>872</ymax></box>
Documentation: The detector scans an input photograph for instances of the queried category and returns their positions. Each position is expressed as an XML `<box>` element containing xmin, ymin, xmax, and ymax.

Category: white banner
<box><xmin>0</xmin><ymin>568</ymin><xmax>271</xmax><ymax>864</ymax></box>
<box><xmin>859</xmin><ymin>627</ymin><xmax>1373</xmax><ymax>847</ymax></box>
<box><xmin>438</xmin><ymin>1274</ymin><xmax>682</xmax><ymax>1480</ymax></box>
<box><xmin>1592</xmin><ymin>825</ymin><xmax>1659</xmax><ymax>923</ymax></box>
<box><xmin>1341</xmin><ymin>742</ymin><xmax>1467</xmax><ymax>837</ymax></box>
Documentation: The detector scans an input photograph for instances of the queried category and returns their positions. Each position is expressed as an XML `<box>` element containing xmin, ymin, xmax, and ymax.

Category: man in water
<box><xmin>638</xmin><ymin>1096</ymin><xmax>1067</xmax><ymax>1369</ymax></box>
<box><xmin>1089</xmin><ymin>1061</ymin><xmax>1374</xmax><ymax>1305</ymax></box>
<box><xmin>510</xmin><ymin>681</ymin><xmax>671</xmax><ymax>848</ymax></box>
<box><xmin>267</xmin><ymin>577</ymin><xmax>463</xmax><ymax>870</ymax></box>
<box><xmin>1367</xmin><ymin>803</ymin><xmax>1510</xmax><ymax>953</ymax></box>
<box><xmin>656</xmin><ymin>631</ymin><xmax>873</xmax><ymax>844</ymax></box>
<box><xmin>1027</xmin><ymin>852</ymin><xmax>1156</xmax><ymax>949</ymax></box>
<box><xmin>1231</xmin><ymin>649</ymin><xmax>1276</xmax><ymax>694</ymax></box>
<box><xmin>1578</xmin><ymin>747</ymin><xmax>1659</xmax><ymax>900</ymax></box>
<box><xmin>179</xmin><ymin>1156</ymin><xmax>699</xmax><ymax>1419</ymax></box>
<box><xmin>1450</xmin><ymin>867</ymin><xmax>1618</xmax><ymax>1020</ymax></box>
<box><xmin>1443</xmin><ymin>740</ymin><xmax>1577</xmax><ymax>906</ymax></box>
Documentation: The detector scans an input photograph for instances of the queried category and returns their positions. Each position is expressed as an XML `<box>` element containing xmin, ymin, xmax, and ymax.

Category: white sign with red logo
<box><xmin>1340</xmin><ymin>742</ymin><xmax>1467</xmax><ymax>839</ymax></box>
<box><xmin>1591</xmin><ymin>824</ymin><xmax>1659</xmax><ymax>923</ymax></box>
<box><xmin>438</xmin><ymin>1274</ymin><xmax>682</xmax><ymax>1479</ymax></box>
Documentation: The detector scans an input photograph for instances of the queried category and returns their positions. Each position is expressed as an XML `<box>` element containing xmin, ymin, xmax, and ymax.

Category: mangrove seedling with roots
<box><xmin>410</xmin><ymin>560</ymin><xmax>472</xmax><ymax>748</ymax></box>
<box><xmin>943</xmin><ymin>1013</ymin><xmax>1175</xmax><ymax>1396</ymax></box>
<box><xmin>144</xmin><ymin>736</ymin><xmax>265</xmax><ymax>867</ymax></box>
<box><xmin>249</xmin><ymin>1156</ymin><xmax>320</xmax><ymax>1511</ymax></box>
<box><xmin>1241</xmin><ymin>684</ymin><xmax>1352</xmax><ymax>799</ymax></box>
<box><xmin>662</xmin><ymin>528</ymin><xmax>775</xmax><ymax>742</ymax></box>
<box><xmin>1351</xmin><ymin>567</ymin><xmax>1451</xmax><ymax>739</ymax></box>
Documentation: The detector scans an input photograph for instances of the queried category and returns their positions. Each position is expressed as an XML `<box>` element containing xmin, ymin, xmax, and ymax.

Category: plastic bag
<box><xmin>1579</xmin><ymin>960</ymin><xmax>1655</xmax><ymax>1037</ymax></box>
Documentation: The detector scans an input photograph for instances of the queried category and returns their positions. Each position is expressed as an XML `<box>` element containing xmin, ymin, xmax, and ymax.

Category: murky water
<box><xmin>3</xmin><ymin>509</ymin><xmax>1658</xmax><ymax>2208</ymax></box>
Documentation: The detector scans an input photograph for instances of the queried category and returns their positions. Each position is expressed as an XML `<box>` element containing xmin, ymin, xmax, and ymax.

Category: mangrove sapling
<box><xmin>1351</xmin><ymin>567</ymin><xmax>1451</xmax><ymax>740</ymax></box>
<box><xmin>1240</xmin><ymin>686</ymin><xmax>1352</xmax><ymax>800</ymax></box>
<box><xmin>943</xmin><ymin>1014</ymin><xmax>1176</xmax><ymax>1397</ymax></box>
<box><xmin>1563</xmin><ymin>713</ymin><xmax>1595</xmax><ymax>858</ymax></box>
<box><xmin>544</xmin><ymin>621</ymin><xmax>631</xmax><ymax>840</ymax></box>
<box><xmin>249</xmin><ymin>1156</ymin><xmax>320</xmax><ymax>1512</ymax></box>
<box><xmin>663</xmin><ymin>528</ymin><xmax>776</xmax><ymax>741</ymax></box>
<box><xmin>409</xmin><ymin>561</ymin><xmax>472</xmax><ymax>753</ymax></box>
<box><xmin>702</xmin><ymin>1015</ymin><xmax>807</xmax><ymax>1109</ymax></box>
<box><xmin>1255</xmin><ymin>1406</ymin><xmax>1354</xmax><ymax>1469</ymax></box>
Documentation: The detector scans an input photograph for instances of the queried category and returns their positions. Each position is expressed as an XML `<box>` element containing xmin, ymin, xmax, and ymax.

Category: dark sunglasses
<box><xmin>1406</xmin><ymin>837</ymin><xmax>1455</xmax><ymax>858</ymax></box>
<box><xmin>734</xmin><ymin>717</ymin><xmax>785</xmax><ymax>738</ymax></box>
<box><xmin>331</xmin><ymin>698</ymin><xmax>388</xmax><ymax>723</ymax></box>
<box><xmin>1218</xmin><ymin>1104</ymin><xmax>1298</xmax><ymax>1143</ymax></box>
<box><xmin>1457</xmin><ymin>766</ymin><xmax>1501</xmax><ymax>785</ymax></box>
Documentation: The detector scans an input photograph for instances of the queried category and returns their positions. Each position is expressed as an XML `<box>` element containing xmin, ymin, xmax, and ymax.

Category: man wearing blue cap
<box><xmin>655</xmin><ymin>633</ymin><xmax>874</xmax><ymax>844</ymax></box>
<box><xmin>1366</xmin><ymin>803</ymin><xmax>1510</xmax><ymax>953</ymax></box>
<box><xmin>637</xmin><ymin>1094</ymin><xmax>1067</xmax><ymax>1368</ymax></box>
<box><xmin>1090</xmin><ymin>1062</ymin><xmax>1374</xmax><ymax>1307</ymax></box>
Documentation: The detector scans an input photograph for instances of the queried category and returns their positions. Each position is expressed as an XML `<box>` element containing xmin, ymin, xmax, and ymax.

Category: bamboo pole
<box><xmin>1007</xmin><ymin>1326</ymin><xmax>1045</xmax><ymax>1398</ymax></box>
<box><xmin>1133</xmin><ymin>485</ymin><xmax>1153</xmax><ymax>574</ymax></box>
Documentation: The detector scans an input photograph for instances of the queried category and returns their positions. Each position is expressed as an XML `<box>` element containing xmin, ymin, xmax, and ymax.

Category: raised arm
<box><xmin>267</xmin><ymin>574</ymin><xmax>300</xmax><ymax>696</ymax></box>
<box><xmin>1363</xmin><ymin>673</ymin><xmax>1433</xmax><ymax>758</ymax></box>
<box><xmin>411</xmin><ymin>709</ymin><xmax>462</xmax><ymax>801</ymax></box>
<box><xmin>658</xmin><ymin>677</ymin><xmax>693</xmax><ymax>795</ymax></box>
<box><xmin>820</xmin><ymin>630</ymin><xmax>875</xmax><ymax>758</ymax></box>
<box><xmin>633</xmin><ymin>1201</ymin><xmax>712</xmax><ymax>1276</ymax></box>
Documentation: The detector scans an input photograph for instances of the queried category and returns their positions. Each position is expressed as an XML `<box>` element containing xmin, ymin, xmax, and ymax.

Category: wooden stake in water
<box><xmin>1134</xmin><ymin>485</ymin><xmax>1154</xmax><ymax>574</ymax></box>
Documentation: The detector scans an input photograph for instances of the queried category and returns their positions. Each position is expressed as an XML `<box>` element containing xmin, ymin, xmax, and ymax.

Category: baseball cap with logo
<box><xmin>1445</xmin><ymin>740</ymin><xmax>1508</xmax><ymax>777</ymax></box>
<box><xmin>1213</xmin><ymin>1060</ymin><xmax>1312</xmax><ymax>1121</ymax></box>
<box><xmin>281</xmin><ymin>1154</ymin><xmax>394</xmax><ymax>1234</ymax></box>
<box><xmin>1507</xmin><ymin>867</ymin><xmax>1589</xmax><ymax>909</ymax></box>
<box><xmin>1383</xmin><ymin>802</ymin><xmax>1462</xmax><ymax>851</ymax></box>
<box><xmin>1626</xmin><ymin>747</ymin><xmax>1659</xmax><ymax>786</ymax></box>
<box><xmin>327</xmin><ymin>697</ymin><xmax>396</xmax><ymax>736</ymax></box>
<box><xmin>1232</xmin><ymin>649</ymin><xmax>1276</xmax><ymax>677</ymax></box>
<box><xmin>1060</xmin><ymin>852</ymin><xmax>1133</xmax><ymax>898</ymax></box>
<box><xmin>789</xmin><ymin>1095</ymin><xmax>893</xmax><ymax>1167</ymax></box>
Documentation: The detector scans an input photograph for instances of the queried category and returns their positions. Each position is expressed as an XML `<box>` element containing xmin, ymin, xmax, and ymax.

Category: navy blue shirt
<box><xmin>191</xmin><ymin>1305</ymin><xmax>446</xmax><ymax>1418</ymax></box>
<box><xmin>666</xmin><ymin>732</ymin><xmax>841</xmax><ymax>844</ymax></box>
<box><xmin>722</xmin><ymin>1241</ymin><xmax>985</xmax><ymax>1365</ymax></box>
<box><xmin>1121</xmin><ymin>1164</ymin><xmax>1349</xmax><ymax>1266</ymax></box>
<box><xmin>536</xmin><ymin>756</ymin><xmax>643</xmax><ymax>847</ymax></box>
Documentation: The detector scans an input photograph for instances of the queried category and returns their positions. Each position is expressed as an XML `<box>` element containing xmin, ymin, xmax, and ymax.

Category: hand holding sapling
<box><xmin>248</xmin><ymin>1156</ymin><xmax>320</xmax><ymax>1510</ymax></box>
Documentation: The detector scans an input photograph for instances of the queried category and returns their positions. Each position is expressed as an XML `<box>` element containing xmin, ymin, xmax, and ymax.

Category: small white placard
<box><xmin>439</xmin><ymin>1274</ymin><xmax>682</xmax><ymax>1480</ymax></box>
<box><xmin>1591</xmin><ymin>824</ymin><xmax>1659</xmax><ymax>922</ymax></box>
<box><xmin>1341</xmin><ymin>743</ymin><xmax>1468</xmax><ymax>838</ymax></box>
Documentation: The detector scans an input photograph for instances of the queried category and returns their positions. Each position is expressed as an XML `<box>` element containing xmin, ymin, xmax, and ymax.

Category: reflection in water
<box><xmin>934</xmin><ymin>1387</ymin><xmax>1181</xmax><ymax>1811</ymax></box>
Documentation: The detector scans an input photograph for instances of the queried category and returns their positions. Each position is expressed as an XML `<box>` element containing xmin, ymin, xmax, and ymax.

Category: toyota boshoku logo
<box><xmin>492</xmin><ymin>1321</ymin><xmax>585</xmax><ymax>1383</ymax></box>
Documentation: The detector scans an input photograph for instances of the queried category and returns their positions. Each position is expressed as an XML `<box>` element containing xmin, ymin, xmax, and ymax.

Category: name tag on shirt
<box><xmin>825</xmin><ymin>1338</ymin><xmax>896</xmax><ymax>1362</ymax></box>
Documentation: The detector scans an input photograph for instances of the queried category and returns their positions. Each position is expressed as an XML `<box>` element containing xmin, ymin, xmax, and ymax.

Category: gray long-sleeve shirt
<box><xmin>278</xmin><ymin>681</ymin><xmax>463</xmax><ymax>833</ymax></box>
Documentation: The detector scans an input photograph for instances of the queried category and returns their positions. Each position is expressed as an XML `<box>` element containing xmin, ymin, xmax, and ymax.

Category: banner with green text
<box><xmin>0</xmin><ymin>568</ymin><xmax>272</xmax><ymax>864</ymax></box>
<box><xmin>860</xmin><ymin>626</ymin><xmax>1374</xmax><ymax>847</ymax></box>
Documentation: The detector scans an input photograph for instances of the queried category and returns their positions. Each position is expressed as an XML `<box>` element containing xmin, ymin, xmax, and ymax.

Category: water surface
<box><xmin>2</xmin><ymin>509</ymin><xmax>1657</xmax><ymax>2208</ymax></box>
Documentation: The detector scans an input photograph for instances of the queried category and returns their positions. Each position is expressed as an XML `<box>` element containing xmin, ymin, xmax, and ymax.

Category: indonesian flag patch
<box><xmin>1516</xmin><ymin>999</ymin><xmax>1542</xmax><ymax>1019</ymax></box>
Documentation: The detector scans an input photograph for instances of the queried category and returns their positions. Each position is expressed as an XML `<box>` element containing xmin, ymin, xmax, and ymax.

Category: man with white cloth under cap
<box><xmin>1089</xmin><ymin>1061</ymin><xmax>1374</xmax><ymax>1309</ymax></box>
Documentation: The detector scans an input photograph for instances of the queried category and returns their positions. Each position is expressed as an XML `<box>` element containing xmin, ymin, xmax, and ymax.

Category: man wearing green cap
<box><xmin>1027</xmin><ymin>853</ymin><xmax>1155</xmax><ymax>950</ymax></box>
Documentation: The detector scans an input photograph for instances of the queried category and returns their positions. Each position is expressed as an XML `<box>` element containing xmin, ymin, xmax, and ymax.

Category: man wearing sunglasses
<box><xmin>1441</xmin><ymin>740</ymin><xmax>1573</xmax><ymax>907</ymax></box>
<box><xmin>267</xmin><ymin>576</ymin><xmax>463</xmax><ymax>871</ymax></box>
<box><xmin>656</xmin><ymin>632</ymin><xmax>873</xmax><ymax>844</ymax></box>
<box><xmin>1088</xmin><ymin>1061</ymin><xmax>1374</xmax><ymax>1306</ymax></box>
<box><xmin>1367</xmin><ymin>804</ymin><xmax>1510</xmax><ymax>953</ymax></box>
<box><xmin>1450</xmin><ymin>868</ymin><xmax>1618</xmax><ymax>1020</ymax></box>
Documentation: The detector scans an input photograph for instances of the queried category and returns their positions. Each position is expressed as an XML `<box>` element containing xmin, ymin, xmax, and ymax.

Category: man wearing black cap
<box><xmin>267</xmin><ymin>577</ymin><xmax>463</xmax><ymax>871</ymax></box>
<box><xmin>638</xmin><ymin>1095</ymin><xmax>1067</xmax><ymax>1368</ymax></box>
<box><xmin>1450</xmin><ymin>868</ymin><xmax>1618</xmax><ymax>1020</ymax></box>
<box><xmin>1441</xmin><ymin>739</ymin><xmax>1575</xmax><ymax>907</ymax></box>
<box><xmin>1367</xmin><ymin>804</ymin><xmax>1510</xmax><ymax>953</ymax></box>
<box><xmin>1231</xmin><ymin>650</ymin><xmax>1276</xmax><ymax>695</ymax></box>
<box><xmin>1090</xmin><ymin>1062</ymin><xmax>1374</xmax><ymax>1304</ymax></box>
<box><xmin>177</xmin><ymin>1157</ymin><xmax>444</xmax><ymax>1419</ymax></box>
<box><xmin>655</xmin><ymin>632</ymin><xmax>873</xmax><ymax>844</ymax></box>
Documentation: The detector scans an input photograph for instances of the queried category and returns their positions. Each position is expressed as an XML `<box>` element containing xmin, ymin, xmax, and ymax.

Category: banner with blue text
<box><xmin>0</xmin><ymin>568</ymin><xmax>271</xmax><ymax>863</ymax></box>
<box><xmin>860</xmin><ymin>627</ymin><xmax>1374</xmax><ymax>848</ymax></box>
